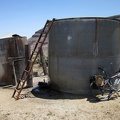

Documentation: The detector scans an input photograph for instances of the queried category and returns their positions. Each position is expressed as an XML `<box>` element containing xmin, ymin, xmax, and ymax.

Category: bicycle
<box><xmin>90</xmin><ymin>67</ymin><xmax>120</xmax><ymax>101</ymax></box>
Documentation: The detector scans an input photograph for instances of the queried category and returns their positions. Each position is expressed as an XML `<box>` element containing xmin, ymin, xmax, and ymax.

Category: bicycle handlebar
<box><xmin>98</xmin><ymin>67</ymin><xmax>120</xmax><ymax>79</ymax></box>
<box><xmin>110</xmin><ymin>73</ymin><xmax>120</xmax><ymax>79</ymax></box>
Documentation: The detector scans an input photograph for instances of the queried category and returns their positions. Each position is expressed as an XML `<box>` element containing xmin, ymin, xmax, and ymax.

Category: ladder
<box><xmin>12</xmin><ymin>18</ymin><xmax>55</xmax><ymax>100</ymax></box>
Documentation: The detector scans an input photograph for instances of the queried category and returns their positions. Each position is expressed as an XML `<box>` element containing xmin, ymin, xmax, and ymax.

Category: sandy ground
<box><xmin>0</xmin><ymin>65</ymin><xmax>120</xmax><ymax>120</ymax></box>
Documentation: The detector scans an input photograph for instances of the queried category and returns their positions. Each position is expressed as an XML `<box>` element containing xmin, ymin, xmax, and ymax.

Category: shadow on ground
<box><xmin>30</xmin><ymin>85</ymin><xmax>116</xmax><ymax>103</ymax></box>
<box><xmin>30</xmin><ymin>85</ymin><xmax>91</xmax><ymax>100</ymax></box>
<box><xmin>0</xmin><ymin>84</ymin><xmax>101</xmax><ymax>102</ymax></box>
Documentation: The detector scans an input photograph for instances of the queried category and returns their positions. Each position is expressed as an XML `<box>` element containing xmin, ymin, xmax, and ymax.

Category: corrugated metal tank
<box><xmin>48</xmin><ymin>17</ymin><xmax>120</xmax><ymax>94</ymax></box>
<box><xmin>0</xmin><ymin>34</ymin><xmax>32</xmax><ymax>86</ymax></box>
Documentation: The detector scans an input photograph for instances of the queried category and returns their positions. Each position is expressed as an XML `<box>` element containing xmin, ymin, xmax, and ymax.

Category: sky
<box><xmin>0</xmin><ymin>0</ymin><xmax>120</xmax><ymax>39</ymax></box>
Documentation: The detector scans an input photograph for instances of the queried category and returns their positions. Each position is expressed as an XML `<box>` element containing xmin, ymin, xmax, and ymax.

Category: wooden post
<box><xmin>12</xmin><ymin>61</ymin><xmax>17</xmax><ymax>86</ymax></box>
<box><xmin>39</xmin><ymin>48</ymin><xmax>47</xmax><ymax>75</ymax></box>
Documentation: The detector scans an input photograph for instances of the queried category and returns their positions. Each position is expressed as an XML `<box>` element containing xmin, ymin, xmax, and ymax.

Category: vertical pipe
<box><xmin>94</xmin><ymin>19</ymin><xmax>99</xmax><ymax>56</ymax></box>
<box><xmin>25</xmin><ymin>45</ymin><xmax>33</xmax><ymax>87</ymax></box>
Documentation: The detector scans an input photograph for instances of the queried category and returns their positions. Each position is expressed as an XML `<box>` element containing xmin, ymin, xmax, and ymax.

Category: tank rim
<box><xmin>49</xmin><ymin>17</ymin><xmax>120</xmax><ymax>22</ymax></box>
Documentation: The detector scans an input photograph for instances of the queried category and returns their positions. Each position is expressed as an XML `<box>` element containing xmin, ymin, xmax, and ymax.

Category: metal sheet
<box><xmin>48</xmin><ymin>18</ymin><xmax>120</xmax><ymax>94</ymax></box>
<box><xmin>0</xmin><ymin>35</ymin><xmax>30</xmax><ymax>86</ymax></box>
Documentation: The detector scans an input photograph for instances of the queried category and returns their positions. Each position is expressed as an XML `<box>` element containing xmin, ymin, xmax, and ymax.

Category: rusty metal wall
<box><xmin>48</xmin><ymin>18</ymin><xmax>120</xmax><ymax>94</ymax></box>
<box><xmin>0</xmin><ymin>35</ymin><xmax>31</xmax><ymax>86</ymax></box>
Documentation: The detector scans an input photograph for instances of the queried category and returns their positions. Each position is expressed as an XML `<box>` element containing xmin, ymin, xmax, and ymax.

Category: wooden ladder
<box><xmin>12</xmin><ymin>18</ymin><xmax>55</xmax><ymax>100</ymax></box>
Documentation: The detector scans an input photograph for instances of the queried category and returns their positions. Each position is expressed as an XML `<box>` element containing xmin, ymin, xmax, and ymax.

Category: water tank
<box><xmin>0</xmin><ymin>34</ymin><xmax>32</xmax><ymax>86</ymax></box>
<box><xmin>48</xmin><ymin>17</ymin><xmax>120</xmax><ymax>94</ymax></box>
<box><xmin>108</xmin><ymin>15</ymin><xmax>120</xmax><ymax>20</ymax></box>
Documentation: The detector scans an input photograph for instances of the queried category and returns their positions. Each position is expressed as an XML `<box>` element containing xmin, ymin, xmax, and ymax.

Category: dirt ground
<box><xmin>0</xmin><ymin>65</ymin><xmax>120</xmax><ymax>120</ymax></box>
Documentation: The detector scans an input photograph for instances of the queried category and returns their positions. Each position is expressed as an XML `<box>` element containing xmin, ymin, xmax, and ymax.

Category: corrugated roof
<box><xmin>0</xmin><ymin>34</ymin><xmax>26</xmax><ymax>40</ymax></box>
<box><xmin>0</xmin><ymin>33</ymin><xmax>13</xmax><ymax>39</ymax></box>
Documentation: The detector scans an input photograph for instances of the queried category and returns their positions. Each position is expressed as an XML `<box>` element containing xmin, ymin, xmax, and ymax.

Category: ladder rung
<box><xmin>42</xmin><ymin>34</ymin><xmax>45</xmax><ymax>37</ymax></box>
<box><xmin>43</xmin><ymin>31</ymin><xmax>46</xmax><ymax>34</ymax></box>
<box><xmin>23</xmin><ymin>69</ymin><xmax>29</xmax><ymax>73</ymax></box>
<box><xmin>42</xmin><ymin>32</ymin><xmax>47</xmax><ymax>35</ymax></box>
<box><xmin>14</xmin><ymin>88</ymin><xmax>20</xmax><ymax>93</ymax></box>
<box><xmin>37</xmin><ymin>41</ymin><xmax>43</xmax><ymax>44</ymax></box>
<box><xmin>28</xmin><ymin>60</ymin><xmax>32</xmax><ymax>63</ymax></box>
<box><xmin>19</xmin><ymin>79</ymin><xmax>25</xmax><ymax>83</ymax></box>
<box><xmin>32</xmin><ymin>50</ymin><xmax>38</xmax><ymax>53</ymax></box>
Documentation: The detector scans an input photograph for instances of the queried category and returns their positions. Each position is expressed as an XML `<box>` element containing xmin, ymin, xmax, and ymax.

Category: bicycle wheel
<box><xmin>113</xmin><ymin>78</ymin><xmax>120</xmax><ymax>97</ymax></box>
<box><xmin>90</xmin><ymin>82</ymin><xmax>110</xmax><ymax>101</ymax></box>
